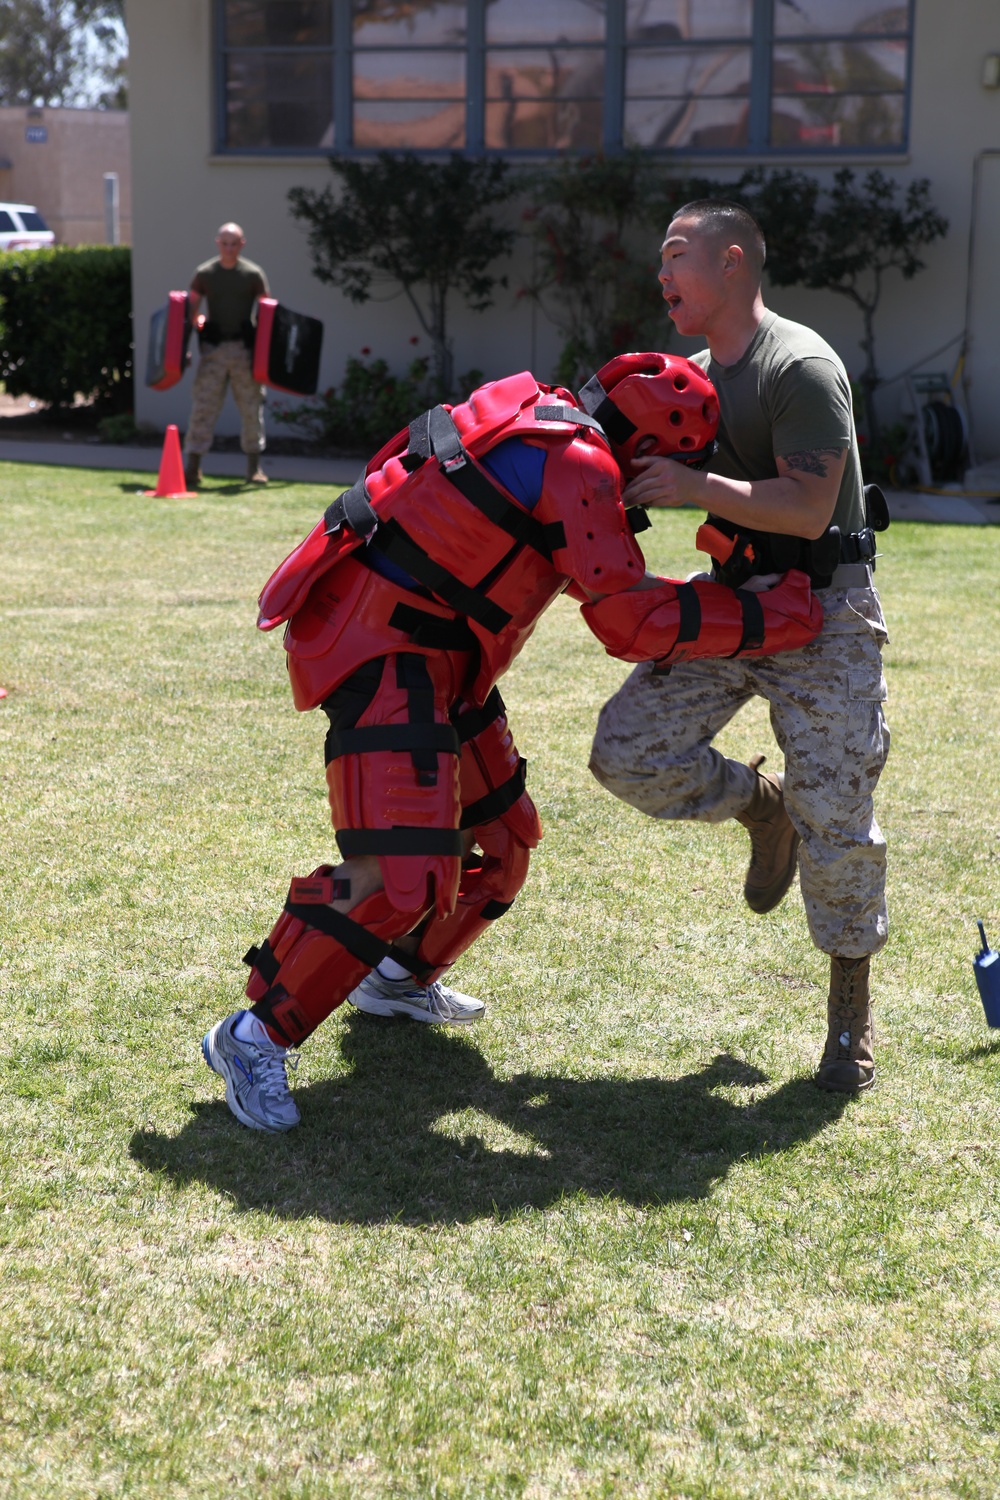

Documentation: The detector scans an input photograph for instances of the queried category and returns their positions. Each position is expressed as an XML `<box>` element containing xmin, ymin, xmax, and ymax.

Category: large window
<box><xmin>216</xmin><ymin>0</ymin><xmax>912</xmax><ymax>154</ymax></box>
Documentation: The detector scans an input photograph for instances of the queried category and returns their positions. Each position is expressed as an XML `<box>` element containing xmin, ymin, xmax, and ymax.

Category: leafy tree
<box><xmin>288</xmin><ymin>152</ymin><xmax>517</xmax><ymax>396</ymax></box>
<box><xmin>722</xmin><ymin>167</ymin><xmax>948</xmax><ymax>445</ymax></box>
<box><xmin>522</xmin><ymin>152</ymin><xmax>674</xmax><ymax>389</ymax></box>
<box><xmin>0</xmin><ymin>0</ymin><xmax>127</xmax><ymax>109</ymax></box>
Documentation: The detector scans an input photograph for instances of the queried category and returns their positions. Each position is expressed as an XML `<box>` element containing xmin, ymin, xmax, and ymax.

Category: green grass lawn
<box><xmin>2</xmin><ymin>461</ymin><xmax>1000</xmax><ymax>1499</ymax></box>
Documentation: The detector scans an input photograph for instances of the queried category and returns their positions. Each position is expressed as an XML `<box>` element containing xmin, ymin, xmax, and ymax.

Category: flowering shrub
<box><xmin>274</xmin><ymin>351</ymin><xmax>485</xmax><ymax>454</ymax></box>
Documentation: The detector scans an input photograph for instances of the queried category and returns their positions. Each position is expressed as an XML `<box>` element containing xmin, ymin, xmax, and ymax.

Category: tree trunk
<box><xmin>429</xmin><ymin>283</ymin><xmax>453</xmax><ymax>398</ymax></box>
<box><xmin>858</xmin><ymin>288</ymin><xmax>881</xmax><ymax>451</ymax></box>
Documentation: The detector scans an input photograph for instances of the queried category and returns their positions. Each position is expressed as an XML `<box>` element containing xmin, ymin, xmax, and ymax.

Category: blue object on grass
<box><xmin>975</xmin><ymin>921</ymin><xmax>1000</xmax><ymax>1028</ymax></box>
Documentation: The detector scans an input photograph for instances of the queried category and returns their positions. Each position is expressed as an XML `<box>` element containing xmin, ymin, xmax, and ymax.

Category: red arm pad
<box><xmin>581</xmin><ymin>569</ymin><xmax>823</xmax><ymax>664</ymax></box>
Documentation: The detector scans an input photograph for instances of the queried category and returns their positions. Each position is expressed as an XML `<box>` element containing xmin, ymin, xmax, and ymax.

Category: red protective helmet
<box><xmin>579</xmin><ymin>352</ymin><xmax>719</xmax><ymax>474</ymax></box>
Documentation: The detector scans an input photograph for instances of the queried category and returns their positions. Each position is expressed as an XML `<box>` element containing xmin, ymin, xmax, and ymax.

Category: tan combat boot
<box><xmin>734</xmin><ymin>753</ymin><xmax>800</xmax><ymax>913</ymax></box>
<box><xmin>246</xmin><ymin>453</ymin><xmax>268</xmax><ymax>484</ymax></box>
<box><xmin>816</xmin><ymin>956</ymin><xmax>875</xmax><ymax>1093</ymax></box>
<box><xmin>184</xmin><ymin>454</ymin><xmax>202</xmax><ymax>489</ymax></box>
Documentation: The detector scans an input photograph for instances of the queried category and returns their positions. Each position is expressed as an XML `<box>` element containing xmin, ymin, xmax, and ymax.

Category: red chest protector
<box><xmin>257</xmin><ymin>372</ymin><xmax>645</xmax><ymax>708</ymax></box>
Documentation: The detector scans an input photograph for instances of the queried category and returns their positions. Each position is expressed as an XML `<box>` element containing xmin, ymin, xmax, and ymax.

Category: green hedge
<box><xmin>0</xmin><ymin>246</ymin><xmax>132</xmax><ymax>411</ymax></box>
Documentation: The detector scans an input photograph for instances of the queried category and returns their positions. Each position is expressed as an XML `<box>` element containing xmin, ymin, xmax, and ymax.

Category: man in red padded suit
<box><xmin>202</xmin><ymin>355</ymin><xmax>823</xmax><ymax>1132</ymax></box>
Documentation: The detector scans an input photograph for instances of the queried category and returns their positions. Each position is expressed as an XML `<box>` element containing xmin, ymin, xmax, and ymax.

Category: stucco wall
<box><xmin>0</xmin><ymin>106</ymin><xmax>131</xmax><ymax>246</ymax></box>
<box><xmin>127</xmin><ymin>0</ymin><xmax>1000</xmax><ymax>459</ymax></box>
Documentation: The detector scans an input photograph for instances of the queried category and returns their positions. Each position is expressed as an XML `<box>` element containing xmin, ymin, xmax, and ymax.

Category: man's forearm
<box><xmin>693</xmin><ymin>472</ymin><xmax>835</xmax><ymax>539</ymax></box>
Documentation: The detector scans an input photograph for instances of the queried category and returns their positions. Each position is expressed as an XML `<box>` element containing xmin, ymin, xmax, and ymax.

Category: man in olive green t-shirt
<box><xmin>590</xmin><ymin>200</ymin><xmax>889</xmax><ymax>1095</ymax></box>
<box><xmin>183</xmin><ymin>222</ymin><xmax>270</xmax><ymax>487</ymax></box>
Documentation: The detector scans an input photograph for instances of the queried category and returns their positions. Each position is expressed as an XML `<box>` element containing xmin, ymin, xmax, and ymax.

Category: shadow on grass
<box><xmin>131</xmin><ymin>1017</ymin><xmax>849</xmax><ymax>1224</ymax></box>
<box><xmin>113</xmin><ymin>481</ymin><xmax>262</xmax><ymax>498</ymax></box>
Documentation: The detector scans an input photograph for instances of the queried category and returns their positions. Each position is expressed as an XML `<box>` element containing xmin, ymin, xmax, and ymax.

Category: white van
<box><xmin>0</xmin><ymin>203</ymin><xmax>55</xmax><ymax>250</ymax></box>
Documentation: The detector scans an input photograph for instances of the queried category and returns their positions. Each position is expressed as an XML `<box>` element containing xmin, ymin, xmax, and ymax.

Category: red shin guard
<box><xmin>244</xmin><ymin>869</ymin><xmax>426</xmax><ymax>1046</ymax></box>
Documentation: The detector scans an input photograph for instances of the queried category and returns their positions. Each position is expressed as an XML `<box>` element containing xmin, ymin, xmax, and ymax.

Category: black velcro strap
<box><xmin>481</xmin><ymin>899</ymin><xmax>514</xmax><ymax>920</ymax></box>
<box><xmin>460</xmin><ymin>758</ymin><xmax>528</xmax><ymax>829</ymax></box>
<box><xmin>450</xmin><ymin>686</ymin><xmax>506</xmax><ymax>742</ymax></box>
<box><xmin>243</xmin><ymin>941</ymin><xmax>280</xmax><ymax>985</ymax></box>
<box><xmin>388</xmin><ymin>603</ymin><xmax>477</xmax><ymax>651</ymax></box>
<box><xmin>336</xmin><ymin>826</ymin><xmax>464</xmax><ymax>858</ymax></box>
<box><xmin>326</xmin><ymin>723</ymin><xmax>460</xmax><ymax>760</ymax></box>
<box><xmin>533</xmin><ymin>403</ymin><xmax>609</xmax><ymax>440</ymax></box>
<box><xmin>731</xmin><ymin>589</ymin><xmax>766</xmax><ymax>656</ymax></box>
<box><xmin>324</xmin><ymin>472</ymin><xmax>378</xmax><ymax>538</ymax></box>
<box><xmin>675</xmin><ymin>582</ymin><xmax>702</xmax><ymax>644</ymax></box>
<box><xmin>368</xmin><ymin>519</ymin><xmax>512</xmax><ymax>635</ymax></box>
<box><xmin>283</xmin><ymin>900</ymin><xmax>432</xmax><ymax>982</ymax></box>
<box><xmin>577</xmin><ymin>375</ymin><xmax>637</xmax><ymax>447</ymax></box>
<box><xmin>627</xmin><ymin>505</ymin><xmax>652</xmax><ymax>535</ymax></box>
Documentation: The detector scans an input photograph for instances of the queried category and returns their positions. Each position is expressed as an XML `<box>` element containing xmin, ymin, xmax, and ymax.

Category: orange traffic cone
<box><xmin>143</xmin><ymin>424</ymin><xmax>196</xmax><ymax>498</ymax></box>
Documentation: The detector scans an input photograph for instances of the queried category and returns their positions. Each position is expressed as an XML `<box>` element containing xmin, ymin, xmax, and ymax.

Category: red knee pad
<box><xmin>244</xmin><ymin>867</ymin><xmax>427</xmax><ymax>1045</ymax></box>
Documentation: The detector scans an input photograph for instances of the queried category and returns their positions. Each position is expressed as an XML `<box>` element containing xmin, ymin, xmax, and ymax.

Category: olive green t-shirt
<box><xmin>190</xmin><ymin>256</ymin><xmax>269</xmax><ymax>341</ymax></box>
<box><xmin>689</xmin><ymin>310</ymin><xmax>866</xmax><ymax>535</ymax></box>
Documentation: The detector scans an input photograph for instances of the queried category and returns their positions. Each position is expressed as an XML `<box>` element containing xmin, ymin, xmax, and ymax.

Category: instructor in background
<box><xmin>590</xmin><ymin>199</ymin><xmax>890</xmax><ymax>1094</ymax></box>
<box><xmin>183</xmin><ymin>222</ymin><xmax>269</xmax><ymax>489</ymax></box>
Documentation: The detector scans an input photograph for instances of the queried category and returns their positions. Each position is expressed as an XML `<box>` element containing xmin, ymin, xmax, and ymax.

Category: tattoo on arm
<box><xmin>779</xmin><ymin>447</ymin><xmax>845</xmax><ymax>478</ymax></box>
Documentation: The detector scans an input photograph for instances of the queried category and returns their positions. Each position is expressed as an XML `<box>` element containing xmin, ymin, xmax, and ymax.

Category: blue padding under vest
<box><xmin>480</xmin><ymin>437</ymin><xmax>546</xmax><ymax>511</ymax></box>
<box><xmin>367</xmin><ymin>437</ymin><xmax>547</xmax><ymax>593</ymax></box>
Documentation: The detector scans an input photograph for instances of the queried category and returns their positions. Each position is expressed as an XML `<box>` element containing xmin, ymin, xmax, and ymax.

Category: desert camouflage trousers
<box><xmin>183</xmin><ymin>340</ymin><xmax>265</xmax><ymax>457</ymax></box>
<box><xmin>590</xmin><ymin>583</ymin><xmax>890</xmax><ymax>958</ymax></box>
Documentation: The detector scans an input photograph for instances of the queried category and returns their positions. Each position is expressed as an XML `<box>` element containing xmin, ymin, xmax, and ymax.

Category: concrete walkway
<box><xmin>1</xmin><ymin>438</ymin><xmax>999</xmax><ymax>522</ymax></box>
<box><xmin>0</xmin><ymin>439</ymin><xmax>362</xmax><ymax>486</ymax></box>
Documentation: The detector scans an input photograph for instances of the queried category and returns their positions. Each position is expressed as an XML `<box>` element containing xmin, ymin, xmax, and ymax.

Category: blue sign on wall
<box><xmin>25</xmin><ymin>126</ymin><xmax>47</xmax><ymax>144</ymax></box>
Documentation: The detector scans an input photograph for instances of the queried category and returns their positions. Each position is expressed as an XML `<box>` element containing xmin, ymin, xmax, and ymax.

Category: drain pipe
<box><xmin>961</xmin><ymin>148</ymin><xmax>1000</xmax><ymax>467</ymax></box>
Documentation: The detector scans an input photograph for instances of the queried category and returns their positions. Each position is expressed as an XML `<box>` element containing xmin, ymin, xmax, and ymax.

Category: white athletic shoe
<box><xmin>201</xmin><ymin>1010</ymin><xmax>301</xmax><ymax>1133</ymax></box>
<box><xmin>348</xmin><ymin>971</ymin><xmax>486</xmax><ymax>1024</ymax></box>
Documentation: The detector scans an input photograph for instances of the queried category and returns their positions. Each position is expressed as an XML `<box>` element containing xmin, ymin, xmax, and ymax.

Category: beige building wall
<box><xmin>0</xmin><ymin>106</ymin><xmax>131</xmax><ymax>246</ymax></box>
<box><xmin>127</xmin><ymin>0</ymin><xmax>1000</xmax><ymax>459</ymax></box>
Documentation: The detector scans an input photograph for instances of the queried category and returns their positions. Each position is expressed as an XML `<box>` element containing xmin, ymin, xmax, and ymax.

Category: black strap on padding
<box><xmin>368</xmin><ymin>519</ymin><xmax>513</xmax><ymax>634</ymax></box>
<box><xmin>243</xmin><ymin>941</ymin><xmax>279</xmax><ymax>985</ymax></box>
<box><xmin>325</xmin><ymin>723</ymin><xmax>460</xmax><ymax>761</ymax></box>
<box><xmin>336</xmin><ymin>826</ymin><xmax>465</xmax><ymax>858</ymax></box>
<box><xmin>533</xmin><ymin>403</ymin><xmax>609</xmax><ymax>440</ymax></box>
<box><xmin>460</xmin><ymin>759</ymin><xmax>528</xmax><ymax>829</ymax></box>
<box><xmin>283</xmin><ymin>900</ymin><xmax>434</xmax><ymax>983</ymax></box>
<box><xmin>627</xmin><ymin>505</ymin><xmax>652</xmax><ymax>535</ymax></box>
<box><xmin>481</xmin><ymin>899</ymin><xmax>514</xmax><ymax>920</ymax></box>
<box><xmin>675</xmin><ymin>582</ymin><xmax>702</xmax><ymax>644</ymax></box>
<box><xmin>324</xmin><ymin>471</ymin><xmax>379</xmax><ymax>538</ymax></box>
<box><xmin>577</xmin><ymin>375</ymin><xmax>638</xmax><ymax>447</ymax></box>
<box><xmin>450</xmin><ymin>686</ymin><xmax>506</xmax><ymax>743</ymax></box>
<box><xmin>731</xmin><ymin>589</ymin><xmax>766</xmax><ymax>656</ymax></box>
<box><xmin>388</xmin><ymin>603</ymin><xmax>477</xmax><ymax>651</ymax></box>
<box><xmin>396</xmin><ymin>652</ymin><xmax>439</xmax><ymax>784</ymax></box>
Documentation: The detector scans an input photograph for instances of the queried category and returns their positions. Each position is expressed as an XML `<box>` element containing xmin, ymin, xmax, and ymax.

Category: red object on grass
<box><xmin>143</xmin><ymin>424</ymin><xmax>195</xmax><ymax>498</ymax></box>
<box><xmin>0</xmin><ymin>687</ymin><xmax>7</xmax><ymax>700</ymax></box>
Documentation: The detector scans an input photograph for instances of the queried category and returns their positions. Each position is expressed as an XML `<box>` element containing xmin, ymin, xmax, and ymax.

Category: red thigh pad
<box><xmin>326</xmin><ymin>654</ymin><xmax>463</xmax><ymax>919</ymax></box>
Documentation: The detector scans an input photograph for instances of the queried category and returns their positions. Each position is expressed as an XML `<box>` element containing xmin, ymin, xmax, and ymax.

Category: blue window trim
<box><xmin>214</xmin><ymin>0</ymin><xmax>914</xmax><ymax>159</ymax></box>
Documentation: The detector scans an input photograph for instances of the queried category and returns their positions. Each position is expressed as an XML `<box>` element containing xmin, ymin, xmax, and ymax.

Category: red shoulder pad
<box><xmin>256</xmin><ymin>517</ymin><xmax>362</xmax><ymax>630</ymax></box>
<box><xmin>581</xmin><ymin>569</ymin><xmax>823</xmax><ymax>663</ymax></box>
<box><xmin>542</xmin><ymin>440</ymin><xmax>645</xmax><ymax>595</ymax></box>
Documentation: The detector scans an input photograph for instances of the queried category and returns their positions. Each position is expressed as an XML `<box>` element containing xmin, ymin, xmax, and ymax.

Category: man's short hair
<box><xmin>671</xmin><ymin>199</ymin><xmax>766</xmax><ymax>275</ymax></box>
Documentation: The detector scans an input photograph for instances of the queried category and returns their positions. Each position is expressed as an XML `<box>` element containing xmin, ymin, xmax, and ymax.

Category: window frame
<box><xmin>213</xmin><ymin>0</ymin><xmax>914</xmax><ymax>158</ymax></box>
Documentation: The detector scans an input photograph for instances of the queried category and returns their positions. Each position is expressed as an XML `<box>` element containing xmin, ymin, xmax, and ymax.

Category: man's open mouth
<box><xmin>665</xmin><ymin>294</ymin><xmax>682</xmax><ymax>312</ymax></box>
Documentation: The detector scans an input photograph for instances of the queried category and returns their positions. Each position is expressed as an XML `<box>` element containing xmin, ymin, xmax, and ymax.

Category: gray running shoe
<box><xmin>348</xmin><ymin>971</ymin><xmax>485</xmax><ymax>1024</ymax></box>
<box><xmin>201</xmin><ymin>1010</ymin><xmax>301</xmax><ymax>1132</ymax></box>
